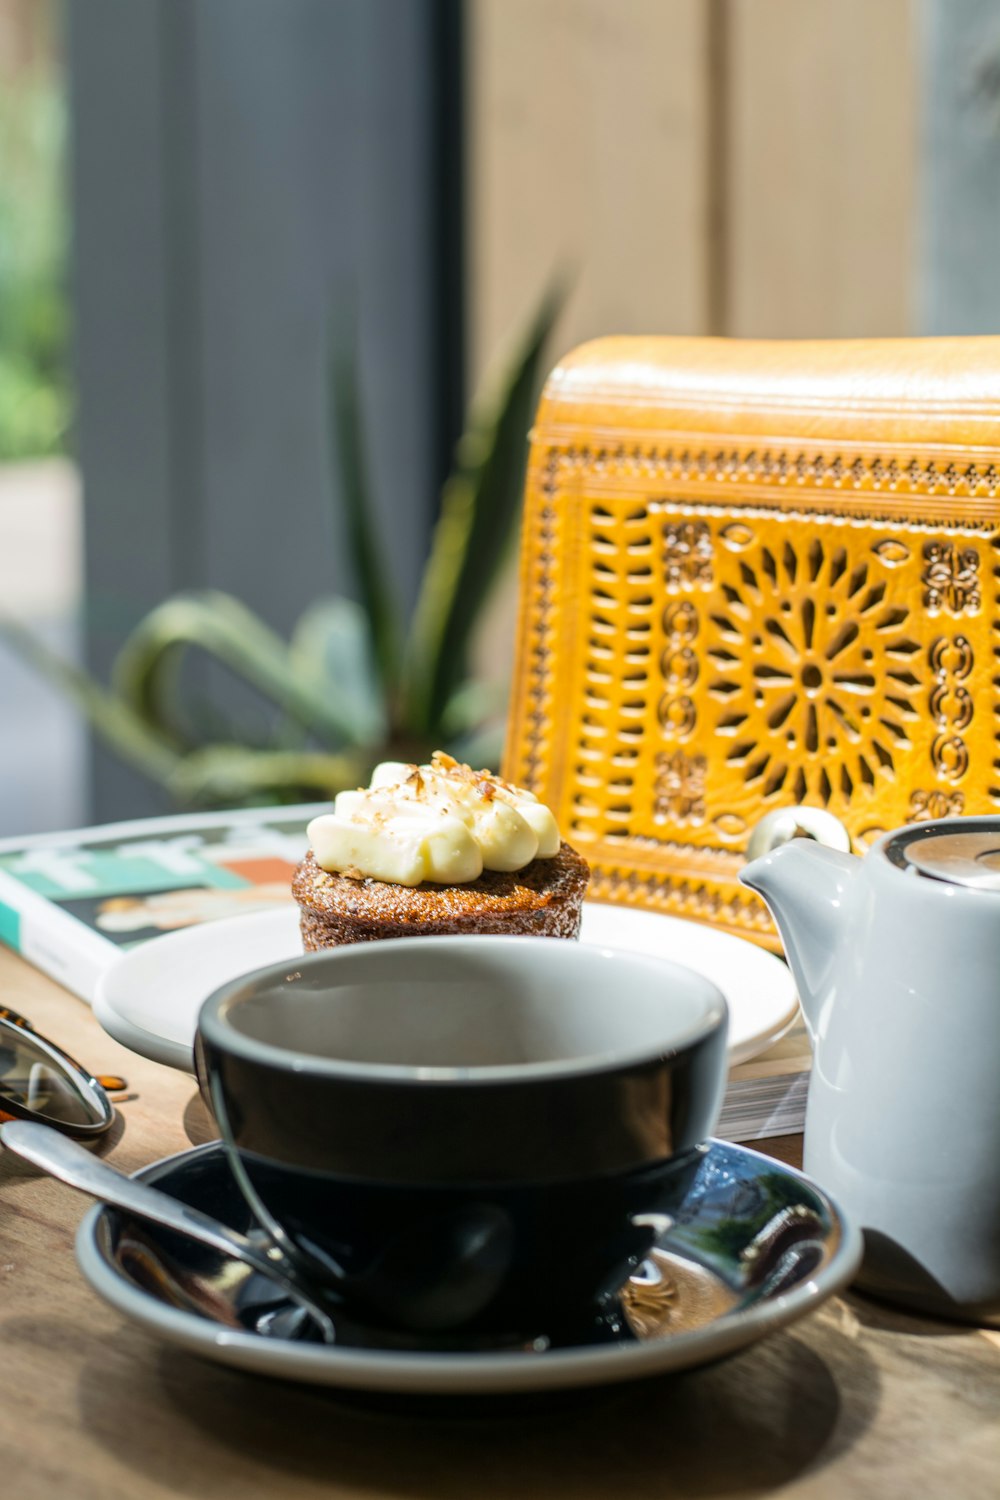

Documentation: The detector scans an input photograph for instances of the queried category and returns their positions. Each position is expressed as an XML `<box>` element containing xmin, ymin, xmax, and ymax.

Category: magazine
<box><xmin>0</xmin><ymin>804</ymin><xmax>325</xmax><ymax>1002</ymax></box>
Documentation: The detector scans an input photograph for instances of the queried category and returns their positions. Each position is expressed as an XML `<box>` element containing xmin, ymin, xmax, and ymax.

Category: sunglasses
<box><xmin>0</xmin><ymin>1005</ymin><xmax>126</xmax><ymax>1139</ymax></box>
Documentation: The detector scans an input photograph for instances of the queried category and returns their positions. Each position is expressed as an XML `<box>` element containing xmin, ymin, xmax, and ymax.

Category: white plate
<box><xmin>93</xmin><ymin>902</ymin><xmax>797</xmax><ymax>1073</ymax></box>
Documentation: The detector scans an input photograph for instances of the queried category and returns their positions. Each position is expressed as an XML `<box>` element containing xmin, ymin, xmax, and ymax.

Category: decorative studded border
<box><xmin>587</xmin><ymin>862</ymin><xmax>773</xmax><ymax>935</ymax></box>
<box><xmin>517</xmin><ymin>452</ymin><xmax>560</xmax><ymax>794</ymax></box>
<box><xmin>552</xmin><ymin>442</ymin><xmax>1000</xmax><ymax>500</ymax></box>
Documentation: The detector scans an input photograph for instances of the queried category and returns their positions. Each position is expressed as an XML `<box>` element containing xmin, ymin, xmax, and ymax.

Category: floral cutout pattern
<box><xmin>707</xmin><ymin>538</ymin><xmax>922</xmax><ymax>808</ymax></box>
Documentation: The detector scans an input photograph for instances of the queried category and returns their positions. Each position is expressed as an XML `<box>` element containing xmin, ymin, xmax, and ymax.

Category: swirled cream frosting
<box><xmin>307</xmin><ymin>753</ymin><xmax>561</xmax><ymax>886</ymax></box>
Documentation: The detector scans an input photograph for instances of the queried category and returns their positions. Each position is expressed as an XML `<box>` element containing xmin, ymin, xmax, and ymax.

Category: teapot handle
<box><xmin>746</xmin><ymin>807</ymin><xmax>851</xmax><ymax>862</ymax></box>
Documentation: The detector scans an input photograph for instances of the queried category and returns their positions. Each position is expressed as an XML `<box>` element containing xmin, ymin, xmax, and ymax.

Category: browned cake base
<box><xmin>293</xmin><ymin>842</ymin><xmax>590</xmax><ymax>949</ymax></box>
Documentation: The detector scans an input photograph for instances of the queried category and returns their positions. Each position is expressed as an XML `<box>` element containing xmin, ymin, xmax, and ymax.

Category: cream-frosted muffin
<box><xmin>293</xmin><ymin>753</ymin><xmax>590</xmax><ymax>948</ymax></box>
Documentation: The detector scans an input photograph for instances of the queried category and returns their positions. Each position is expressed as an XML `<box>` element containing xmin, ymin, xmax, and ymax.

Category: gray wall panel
<box><xmin>920</xmin><ymin>0</ymin><xmax>1000</xmax><ymax>332</ymax></box>
<box><xmin>69</xmin><ymin>0</ymin><xmax>179</xmax><ymax>817</ymax></box>
<box><xmin>70</xmin><ymin>0</ymin><xmax>444</xmax><ymax>818</ymax></box>
<box><xmin>193</xmin><ymin>0</ymin><xmax>435</xmax><ymax>628</ymax></box>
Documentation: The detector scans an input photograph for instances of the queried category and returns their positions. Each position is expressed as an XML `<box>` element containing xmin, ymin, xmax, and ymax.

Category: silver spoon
<box><xmin>0</xmin><ymin>1119</ymin><xmax>335</xmax><ymax>1344</ymax></box>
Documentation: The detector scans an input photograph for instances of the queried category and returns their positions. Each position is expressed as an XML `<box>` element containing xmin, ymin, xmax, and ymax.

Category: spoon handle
<box><xmin>0</xmin><ymin>1120</ymin><xmax>276</xmax><ymax>1276</ymax></box>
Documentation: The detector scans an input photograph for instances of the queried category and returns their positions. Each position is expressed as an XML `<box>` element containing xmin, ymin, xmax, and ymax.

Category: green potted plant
<box><xmin>0</xmin><ymin>283</ymin><xmax>563</xmax><ymax>808</ymax></box>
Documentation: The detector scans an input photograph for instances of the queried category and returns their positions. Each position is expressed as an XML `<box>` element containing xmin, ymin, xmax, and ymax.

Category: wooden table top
<box><xmin>0</xmin><ymin>944</ymin><xmax>998</xmax><ymax>1499</ymax></box>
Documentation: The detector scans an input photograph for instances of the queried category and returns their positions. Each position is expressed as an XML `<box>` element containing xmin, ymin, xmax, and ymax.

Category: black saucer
<box><xmin>76</xmin><ymin>1138</ymin><xmax>861</xmax><ymax>1392</ymax></box>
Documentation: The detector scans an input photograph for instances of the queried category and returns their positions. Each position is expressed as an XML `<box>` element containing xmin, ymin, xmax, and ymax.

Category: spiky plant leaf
<box><xmin>328</xmin><ymin>329</ymin><xmax>401</xmax><ymax>703</ymax></box>
<box><xmin>445</xmin><ymin>719</ymin><xmax>507</xmax><ymax>775</ymax></box>
<box><xmin>0</xmin><ymin>613</ymin><xmax>179</xmax><ymax>784</ymax></box>
<box><xmin>402</xmin><ymin>278</ymin><xmax>565</xmax><ymax>735</ymax></box>
<box><xmin>112</xmin><ymin>591</ymin><xmax>359</xmax><ymax>749</ymax></box>
<box><xmin>168</xmin><ymin>744</ymin><xmax>366</xmax><ymax>809</ymax></box>
<box><xmin>290</xmin><ymin>596</ymin><xmax>385</xmax><ymax>747</ymax></box>
<box><xmin>439</xmin><ymin>676</ymin><xmax>509</xmax><ymax>740</ymax></box>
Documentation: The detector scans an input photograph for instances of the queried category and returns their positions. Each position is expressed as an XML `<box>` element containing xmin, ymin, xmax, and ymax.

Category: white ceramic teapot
<box><xmin>742</xmin><ymin>818</ymin><xmax>1000</xmax><ymax>1326</ymax></box>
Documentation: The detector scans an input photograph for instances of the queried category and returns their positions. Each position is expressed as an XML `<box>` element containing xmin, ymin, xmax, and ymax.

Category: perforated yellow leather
<box><xmin>503</xmin><ymin>335</ymin><xmax>1000</xmax><ymax>946</ymax></box>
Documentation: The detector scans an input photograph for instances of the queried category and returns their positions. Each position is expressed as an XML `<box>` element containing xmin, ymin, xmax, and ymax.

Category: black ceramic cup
<box><xmin>195</xmin><ymin>936</ymin><xmax>728</xmax><ymax>1341</ymax></box>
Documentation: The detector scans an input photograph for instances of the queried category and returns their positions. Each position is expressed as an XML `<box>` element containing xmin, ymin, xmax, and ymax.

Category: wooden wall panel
<box><xmin>725</xmin><ymin>0</ymin><xmax>916</xmax><ymax>337</ymax></box>
<box><xmin>469</xmin><ymin>0</ymin><xmax>918</xmax><ymax>372</ymax></box>
<box><xmin>467</xmin><ymin>0</ymin><xmax>711</xmax><ymax>387</ymax></box>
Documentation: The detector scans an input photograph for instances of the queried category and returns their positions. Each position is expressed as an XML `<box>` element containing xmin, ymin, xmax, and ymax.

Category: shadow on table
<box><xmin>71</xmin><ymin>1312</ymin><xmax>882</xmax><ymax>1499</ymax></box>
<box><xmin>182</xmin><ymin>1089</ymin><xmax>218</xmax><ymax>1146</ymax></box>
<box><xmin>848</xmin><ymin>1285</ymin><xmax>1000</xmax><ymax>1339</ymax></box>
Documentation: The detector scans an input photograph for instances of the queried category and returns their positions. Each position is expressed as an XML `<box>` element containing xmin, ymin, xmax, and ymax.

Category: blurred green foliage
<box><xmin>0</xmin><ymin>283</ymin><xmax>564</xmax><ymax>808</ymax></box>
<box><xmin>0</xmin><ymin>64</ymin><xmax>71</xmax><ymax>460</ymax></box>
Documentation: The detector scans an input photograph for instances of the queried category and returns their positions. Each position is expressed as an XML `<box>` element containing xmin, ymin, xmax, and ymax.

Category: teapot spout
<box><xmin>740</xmin><ymin>840</ymin><xmax>860</xmax><ymax>1041</ymax></box>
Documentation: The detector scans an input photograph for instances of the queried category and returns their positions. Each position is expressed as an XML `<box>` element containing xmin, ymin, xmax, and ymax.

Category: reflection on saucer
<box><xmin>621</xmin><ymin>1249</ymin><xmax>739</xmax><ymax>1339</ymax></box>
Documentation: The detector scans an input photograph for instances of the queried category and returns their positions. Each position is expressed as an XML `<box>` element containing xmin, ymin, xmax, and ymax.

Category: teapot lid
<box><xmin>885</xmin><ymin>820</ymin><xmax>1000</xmax><ymax>890</ymax></box>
